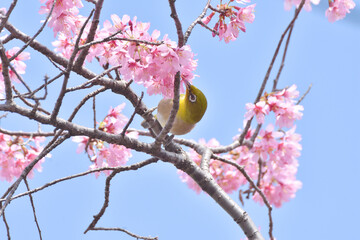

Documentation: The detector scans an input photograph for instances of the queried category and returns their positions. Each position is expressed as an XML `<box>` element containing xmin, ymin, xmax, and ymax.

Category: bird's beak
<box><xmin>185</xmin><ymin>80</ymin><xmax>191</xmax><ymax>90</ymax></box>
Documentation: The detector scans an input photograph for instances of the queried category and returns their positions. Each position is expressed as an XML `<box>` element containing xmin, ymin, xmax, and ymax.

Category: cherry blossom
<box><xmin>244</xmin><ymin>101</ymin><xmax>270</xmax><ymax>124</ymax></box>
<box><xmin>201</xmin><ymin>1</ymin><xmax>255</xmax><ymax>43</ymax></box>
<box><xmin>326</xmin><ymin>0</ymin><xmax>356</xmax><ymax>22</ymax></box>
<box><xmin>244</xmin><ymin>85</ymin><xmax>303</xmax><ymax>128</ymax></box>
<box><xmin>180</xmin><ymin>124</ymin><xmax>303</xmax><ymax>208</ymax></box>
<box><xmin>0</xmin><ymin>47</ymin><xmax>30</xmax><ymax>84</ymax></box>
<box><xmin>0</xmin><ymin>135</ymin><xmax>49</xmax><ymax>182</ymax></box>
<box><xmin>181</xmin><ymin>86</ymin><xmax>304</xmax><ymax>207</ymax></box>
<box><xmin>284</xmin><ymin>0</ymin><xmax>320</xmax><ymax>11</ymax></box>
<box><xmin>178</xmin><ymin>139</ymin><xmax>245</xmax><ymax>194</ymax></box>
<box><xmin>73</xmin><ymin>104</ymin><xmax>137</xmax><ymax>177</ymax></box>
<box><xmin>49</xmin><ymin>7</ymin><xmax>198</xmax><ymax>98</ymax></box>
<box><xmin>39</xmin><ymin>0</ymin><xmax>84</xmax><ymax>36</ymax></box>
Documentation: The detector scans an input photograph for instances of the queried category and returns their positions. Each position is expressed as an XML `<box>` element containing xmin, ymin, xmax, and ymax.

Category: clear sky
<box><xmin>1</xmin><ymin>0</ymin><xmax>360</xmax><ymax>239</ymax></box>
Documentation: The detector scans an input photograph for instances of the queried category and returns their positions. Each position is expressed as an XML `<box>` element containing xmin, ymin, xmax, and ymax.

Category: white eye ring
<box><xmin>189</xmin><ymin>93</ymin><xmax>197</xmax><ymax>103</ymax></box>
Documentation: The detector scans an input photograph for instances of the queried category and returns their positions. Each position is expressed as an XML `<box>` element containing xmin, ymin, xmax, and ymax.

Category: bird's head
<box><xmin>182</xmin><ymin>82</ymin><xmax>207</xmax><ymax>124</ymax></box>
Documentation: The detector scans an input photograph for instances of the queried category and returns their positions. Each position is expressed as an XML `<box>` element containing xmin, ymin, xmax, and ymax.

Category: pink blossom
<box><xmin>73</xmin><ymin>104</ymin><xmax>137</xmax><ymax>177</ymax></box>
<box><xmin>326</xmin><ymin>0</ymin><xmax>356</xmax><ymax>22</ymax></box>
<box><xmin>275</xmin><ymin>84</ymin><xmax>299</xmax><ymax>101</ymax></box>
<box><xmin>39</xmin><ymin>0</ymin><xmax>84</xmax><ymax>36</ymax></box>
<box><xmin>201</xmin><ymin>11</ymin><xmax>215</xmax><ymax>25</ymax></box>
<box><xmin>52</xmin><ymin>13</ymin><xmax>198</xmax><ymax>98</ymax></box>
<box><xmin>179</xmin><ymin>139</ymin><xmax>245</xmax><ymax>194</ymax></box>
<box><xmin>284</xmin><ymin>0</ymin><xmax>320</xmax><ymax>11</ymax></box>
<box><xmin>201</xmin><ymin>1</ymin><xmax>255</xmax><ymax>43</ymax></box>
<box><xmin>244</xmin><ymin>101</ymin><xmax>270</xmax><ymax>124</ymax></box>
<box><xmin>0</xmin><ymin>135</ymin><xmax>49</xmax><ymax>182</ymax></box>
<box><xmin>180</xmin><ymin>123</ymin><xmax>303</xmax><ymax>207</ymax></box>
<box><xmin>275</xmin><ymin>103</ymin><xmax>303</xmax><ymax>128</ymax></box>
<box><xmin>0</xmin><ymin>47</ymin><xmax>30</xmax><ymax>84</ymax></box>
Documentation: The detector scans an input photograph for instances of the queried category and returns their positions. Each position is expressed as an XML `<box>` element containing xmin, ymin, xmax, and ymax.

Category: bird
<box><xmin>143</xmin><ymin>82</ymin><xmax>207</xmax><ymax>135</ymax></box>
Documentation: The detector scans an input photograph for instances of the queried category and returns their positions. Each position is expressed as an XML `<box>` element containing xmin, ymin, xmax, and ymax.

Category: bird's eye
<box><xmin>189</xmin><ymin>93</ymin><xmax>197</xmax><ymax>103</ymax></box>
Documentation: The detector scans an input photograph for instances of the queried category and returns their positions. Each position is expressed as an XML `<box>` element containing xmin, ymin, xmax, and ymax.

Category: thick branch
<box><xmin>168</xmin><ymin>0</ymin><xmax>184</xmax><ymax>47</ymax></box>
<box><xmin>0</xmin><ymin>43</ymin><xmax>13</xmax><ymax>103</ymax></box>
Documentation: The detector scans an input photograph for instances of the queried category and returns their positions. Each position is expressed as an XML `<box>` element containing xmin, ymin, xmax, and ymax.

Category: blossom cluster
<box><xmin>201</xmin><ymin>0</ymin><xmax>256</xmax><ymax>43</ymax></box>
<box><xmin>0</xmin><ymin>47</ymin><xmax>31</xmax><ymax>98</ymax></box>
<box><xmin>40</xmin><ymin>0</ymin><xmax>197</xmax><ymax>98</ymax></box>
<box><xmin>179</xmin><ymin>86</ymin><xmax>303</xmax><ymax>207</ymax></box>
<box><xmin>39</xmin><ymin>0</ymin><xmax>84</xmax><ymax>36</ymax></box>
<box><xmin>244</xmin><ymin>84</ymin><xmax>304</xmax><ymax>128</ymax></box>
<box><xmin>0</xmin><ymin>134</ymin><xmax>48</xmax><ymax>182</ymax></box>
<box><xmin>178</xmin><ymin>138</ymin><xmax>246</xmax><ymax>194</ymax></box>
<box><xmin>284</xmin><ymin>0</ymin><xmax>356</xmax><ymax>22</ymax></box>
<box><xmin>72</xmin><ymin>103</ymin><xmax>137</xmax><ymax>177</ymax></box>
<box><xmin>325</xmin><ymin>0</ymin><xmax>356</xmax><ymax>22</ymax></box>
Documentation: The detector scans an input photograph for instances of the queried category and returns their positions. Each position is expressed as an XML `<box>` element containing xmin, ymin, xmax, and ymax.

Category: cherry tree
<box><xmin>0</xmin><ymin>0</ymin><xmax>355</xmax><ymax>239</ymax></box>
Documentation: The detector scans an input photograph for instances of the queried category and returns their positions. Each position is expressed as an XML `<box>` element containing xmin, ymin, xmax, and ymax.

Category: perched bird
<box><xmin>144</xmin><ymin>82</ymin><xmax>207</xmax><ymax>135</ymax></box>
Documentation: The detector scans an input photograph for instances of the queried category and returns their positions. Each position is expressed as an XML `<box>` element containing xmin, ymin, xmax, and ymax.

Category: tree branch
<box><xmin>238</xmin><ymin>0</ymin><xmax>306</xmax><ymax>145</ymax></box>
<box><xmin>50</xmin><ymin>9</ymin><xmax>95</xmax><ymax>122</ymax></box>
<box><xmin>1</xmin><ymin>158</ymin><xmax>160</xmax><ymax>203</ymax></box>
<box><xmin>90</xmin><ymin>227</ymin><xmax>158</xmax><ymax>240</ymax></box>
<box><xmin>0</xmin><ymin>132</ymin><xmax>70</xmax><ymax>217</ymax></box>
<box><xmin>0</xmin><ymin>42</ymin><xmax>13</xmax><ymax>103</ymax></box>
<box><xmin>74</xmin><ymin>0</ymin><xmax>104</xmax><ymax>69</ymax></box>
<box><xmin>24</xmin><ymin>179</ymin><xmax>43</xmax><ymax>240</ymax></box>
<box><xmin>168</xmin><ymin>0</ymin><xmax>184</xmax><ymax>47</ymax></box>
<box><xmin>184</xmin><ymin>0</ymin><xmax>212</xmax><ymax>44</ymax></box>
<box><xmin>0</xmin><ymin>0</ymin><xmax>18</xmax><ymax>33</ymax></box>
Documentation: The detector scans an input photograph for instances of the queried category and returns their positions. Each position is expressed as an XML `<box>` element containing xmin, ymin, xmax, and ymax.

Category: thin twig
<box><xmin>208</xmin><ymin>4</ymin><xmax>225</xmax><ymax>14</ymax></box>
<box><xmin>8</xmin><ymin>64</ymin><xmax>32</xmax><ymax>93</ymax></box>
<box><xmin>0</xmin><ymin>0</ymin><xmax>18</xmax><ymax>33</ymax></box>
<box><xmin>8</xmin><ymin>0</ymin><xmax>57</xmax><ymax>62</ymax></box>
<box><xmin>198</xmin><ymin>20</ymin><xmax>219</xmax><ymax>36</ymax></box>
<box><xmin>0</xmin><ymin>128</ymin><xmax>59</xmax><ymax>137</ymax></box>
<box><xmin>272</xmin><ymin>23</ymin><xmax>295</xmax><ymax>92</ymax></box>
<box><xmin>30</xmin><ymin>75</ymin><xmax>49</xmax><ymax>101</ymax></box>
<box><xmin>0</xmin><ymin>202</ymin><xmax>11</xmax><ymax>240</ymax></box>
<box><xmin>121</xmin><ymin>92</ymin><xmax>144</xmax><ymax>137</ymax></box>
<box><xmin>0</xmin><ymin>132</ymin><xmax>70</xmax><ymax>217</ymax></box>
<box><xmin>296</xmin><ymin>83</ymin><xmax>312</xmax><ymax>105</ymax></box>
<box><xmin>0</xmin><ymin>158</ymin><xmax>160</xmax><ymax>203</ymax></box>
<box><xmin>24</xmin><ymin>179</ymin><xmax>42</xmax><ymax>240</ymax></box>
<box><xmin>90</xmin><ymin>227</ymin><xmax>158</xmax><ymax>240</ymax></box>
<box><xmin>67</xmin><ymin>87</ymin><xmax>107</xmax><ymax>122</ymax></box>
<box><xmin>184</xmin><ymin>0</ymin><xmax>211</xmax><ymax>44</ymax></box>
<box><xmin>79</xmin><ymin>34</ymin><xmax>163</xmax><ymax>50</ymax></box>
<box><xmin>256</xmin><ymin>158</ymin><xmax>262</xmax><ymax>188</ymax></box>
<box><xmin>12</xmin><ymin>86</ymin><xmax>50</xmax><ymax>115</ymax></box>
<box><xmin>84</xmin><ymin>170</ymin><xmax>116</xmax><ymax>233</ymax></box>
<box><xmin>50</xmin><ymin>9</ymin><xmax>95</xmax><ymax>122</ymax></box>
<box><xmin>250</xmin><ymin>124</ymin><xmax>262</xmax><ymax>144</ymax></box>
<box><xmin>26</xmin><ymin>73</ymin><xmax>64</xmax><ymax>99</ymax></box>
<box><xmin>74</xmin><ymin>0</ymin><xmax>104</xmax><ymax>69</ymax></box>
<box><xmin>66</xmin><ymin>65</ymin><xmax>121</xmax><ymax>93</ymax></box>
<box><xmin>84</xmin><ymin>157</ymin><xmax>159</xmax><ymax>234</ymax></box>
<box><xmin>92</xmin><ymin>96</ymin><xmax>96</xmax><ymax>129</ymax></box>
<box><xmin>84</xmin><ymin>0</ymin><xmax>97</xmax><ymax>4</ymax></box>
<box><xmin>238</xmin><ymin>0</ymin><xmax>306</xmax><ymax>146</ymax></box>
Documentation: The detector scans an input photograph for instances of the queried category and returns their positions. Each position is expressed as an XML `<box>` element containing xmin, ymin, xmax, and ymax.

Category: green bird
<box><xmin>144</xmin><ymin>82</ymin><xmax>207</xmax><ymax>135</ymax></box>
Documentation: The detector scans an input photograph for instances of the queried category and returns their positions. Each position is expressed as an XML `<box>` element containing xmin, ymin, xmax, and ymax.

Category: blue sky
<box><xmin>1</xmin><ymin>0</ymin><xmax>360</xmax><ymax>239</ymax></box>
